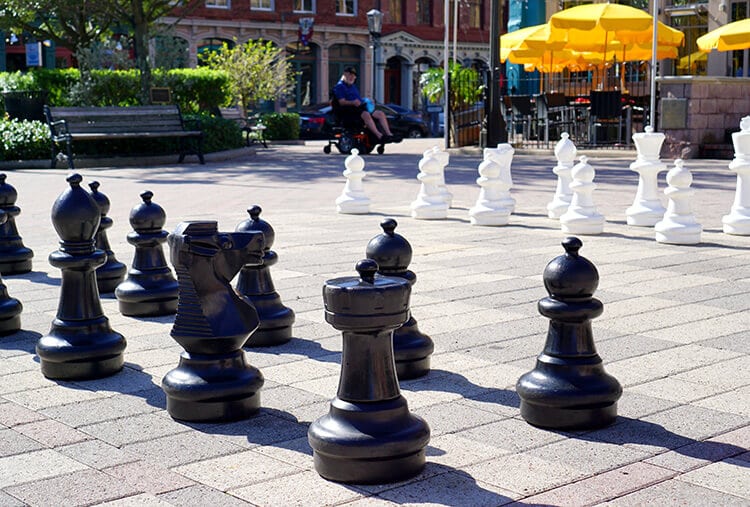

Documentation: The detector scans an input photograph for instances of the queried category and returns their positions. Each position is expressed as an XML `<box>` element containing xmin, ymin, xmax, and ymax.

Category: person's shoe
<box><xmin>389</xmin><ymin>134</ymin><xmax>403</xmax><ymax>143</ymax></box>
<box><xmin>380</xmin><ymin>134</ymin><xmax>392</xmax><ymax>144</ymax></box>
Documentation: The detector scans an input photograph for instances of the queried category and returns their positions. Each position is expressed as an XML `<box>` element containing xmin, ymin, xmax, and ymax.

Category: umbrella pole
<box><xmin>650</xmin><ymin>0</ymin><xmax>658</xmax><ymax>128</ymax></box>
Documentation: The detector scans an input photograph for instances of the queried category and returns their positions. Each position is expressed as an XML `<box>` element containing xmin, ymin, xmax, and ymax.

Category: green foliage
<box><xmin>259</xmin><ymin>113</ymin><xmax>299</xmax><ymax>141</ymax></box>
<box><xmin>0</xmin><ymin>118</ymin><xmax>49</xmax><ymax>161</ymax></box>
<box><xmin>201</xmin><ymin>40</ymin><xmax>295</xmax><ymax>114</ymax></box>
<box><xmin>0</xmin><ymin>68</ymin><xmax>232</xmax><ymax>112</ymax></box>
<box><xmin>184</xmin><ymin>114</ymin><xmax>244</xmax><ymax>152</ymax></box>
<box><xmin>420</xmin><ymin>63</ymin><xmax>483</xmax><ymax>110</ymax></box>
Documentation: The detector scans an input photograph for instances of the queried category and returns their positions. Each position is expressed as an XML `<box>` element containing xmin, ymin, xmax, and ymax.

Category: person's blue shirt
<box><xmin>333</xmin><ymin>79</ymin><xmax>362</xmax><ymax>102</ymax></box>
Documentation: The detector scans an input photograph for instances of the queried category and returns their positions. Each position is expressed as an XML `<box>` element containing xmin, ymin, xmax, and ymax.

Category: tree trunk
<box><xmin>131</xmin><ymin>0</ymin><xmax>151</xmax><ymax>105</ymax></box>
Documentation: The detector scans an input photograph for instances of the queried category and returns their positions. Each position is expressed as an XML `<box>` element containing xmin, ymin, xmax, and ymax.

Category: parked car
<box><xmin>298</xmin><ymin>102</ymin><xmax>429</xmax><ymax>139</ymax></box>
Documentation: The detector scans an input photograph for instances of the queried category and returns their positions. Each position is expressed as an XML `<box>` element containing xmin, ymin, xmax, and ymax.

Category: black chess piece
<box><xmin>235</xmin><ymin>205</ymin><xmax>295</xmax><ymax>346</ymax></box>
<box><xmin>0</xmin><ymin>210</ymin><xmax>23</xmax><ymax>336</ymax></box>
<box><xmin>516</xmin><ymin>237</ymin><xmax>622</xmax><ymax>430</ymax></box>
<box><xmin>115</xmin><ymin>191</ymin><xmax>178</xmax><ymax>317</ymax></box>
<box><xmin>36</xmin><ymin>174</ymin><xmax>126</xmax><ymax>380</ymax></box>
<box><xmin>308</xmin><ymin>259</ymin><xmax>430</xmax><ymax>484</ymax></box>
<box><xmin>161</xmin><ymin>221</ymin><xmax>266</xmax><ymax>422</ymax></box>
<box><xmin>0</xmin><ymin>173</ymin><xmax>33</xmax><ymax>275</ymax></box>
<box><xmin>366</xmin><ymin>218</ymin><xmax>433</xmax><ymax>380</ymax></box>
<box><xmin>89</xmin><ymin>181</ymin><xmax>127</xmax><ymax>294</ymax></box>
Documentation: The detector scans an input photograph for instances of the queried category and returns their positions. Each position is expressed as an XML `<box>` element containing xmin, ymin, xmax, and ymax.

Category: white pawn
<box><xmin>432</xmin><ymin>146</ymin><xmax>454</xmax><ymax>208</ymax></box>
<box><xmin>411</xmin><ymin>155</ymin><xmax>449</xmax><ymax>219</ymax></box>
<box><xmin>722</xmin><ymin>116</ymin><xmax>750</xmax><ymax>235</ymax></box>
<box><xmin>336</xmin><ymin>149</ymin><xmax>371</xmax><ymax>214</ymax></box>
<box><xmin>626</xmin><ymin>126</ymin><xmax>667</xmax><ymax>226</ymax></box>
<box><xmin>655</xmin><ymin>159</ymin><xmax>702</xmax><ymax>245</ymax></box>
<box><xmin>469</xmin><ymin>146</ymin><xmax>513</xmax><ymax>226</ymax></box>
<box><xmin>560</xmin><ymin>156</ymin><xmax>605</xmax><ymax>235</ymax></box>
<box><xmin>547</xmin><ymin>132</ymin><xmax>577</xmax><ymax>219</ymax></box>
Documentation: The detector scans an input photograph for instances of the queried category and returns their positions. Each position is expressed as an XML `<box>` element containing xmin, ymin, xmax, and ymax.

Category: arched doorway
<box><xmin>328</xmin><ymin>44</ymin><xmax>363</xmax><ymax>92</ymax></box>
<box><xmin>196</xmin><ymin>38</ymin><xmax>234</xmax><ymax>65</ymax></box>
<box><xmin>286</xmin><ymin>42</ymin><xmax>319</xmax><ymax>110</ymax></box>
<box><xmin>384</xmin><ymin>56</ymin><xmax>406</xmax><ymax>105</ymax></box>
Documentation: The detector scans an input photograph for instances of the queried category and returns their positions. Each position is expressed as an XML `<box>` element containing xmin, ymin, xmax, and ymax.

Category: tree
<box><xmin>420</xmin><ymin>62</ymin><xmax>483</xmax><ymax>144</ymax></box>
<box><xmin>201</xmin><ymin>40</ymin><xmax>296</xmax><ymax>115</ymax></box>
<box><xmin>0</xmin><ymin>1</ymin><xmax>116</xmax><ymax>74</ymax></box>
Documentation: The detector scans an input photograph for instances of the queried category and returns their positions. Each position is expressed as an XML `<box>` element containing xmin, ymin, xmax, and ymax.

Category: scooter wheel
<box><xmin>377</xmin><ymin>145</ymin><xmax>385</xmax><ymax>154</ymax></box>
<box><xmin>323</xmin><ymin>145</ymin><xmax>331</xmax><ymax>154</ymax></box>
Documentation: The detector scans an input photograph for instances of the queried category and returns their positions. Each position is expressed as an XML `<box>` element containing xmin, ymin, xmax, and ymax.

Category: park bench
<box><xmin>44</xmin><ymin>105</ymin><xmax>205</xmax><ymax>169</ymax></box>
<box><xmin>219</xmin><ymin>107</ymin><xmax>267</xmax><ymax>148</ymax></box>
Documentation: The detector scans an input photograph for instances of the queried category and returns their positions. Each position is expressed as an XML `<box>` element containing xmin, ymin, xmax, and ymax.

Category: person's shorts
<box><xmin>337</xmin><ymin>105</ymin><xmax>367</xmax><ymax>127</ymax></box>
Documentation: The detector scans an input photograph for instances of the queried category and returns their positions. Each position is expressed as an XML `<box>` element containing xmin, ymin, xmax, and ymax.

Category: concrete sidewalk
<box><xmin>0</xmin><ymin>139</ymin><xmax>748</xmax><ymax>506</ymax></box>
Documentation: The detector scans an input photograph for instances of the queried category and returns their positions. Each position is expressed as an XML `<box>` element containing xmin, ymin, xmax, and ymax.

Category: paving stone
<box><xmin>0</xmin><ymin>490</ymin><xmax>26</xmax><ymax>507</ymax></box>
<box><xmin>157</xmin><ymin>485</ymin><xmax>252</xmax><ymax>506</ymax></box>
<box><xmin>3</xmin><ymin>383</ymin><xmax>109</xmax><ymax>411</ymax></box>
<box><xmin>80</xmin><ymin>412</ymin><xmax>191</xmax><ymax>447</ymax></box>
<box><xmin>427</xmin><ymin>433</ymin><xmax>512</xmax><ymax>468</ymax></box>
<box><xmin>615</xmin><ymin>391</ymin><xmax>681</xmax><ymax>419</ymax></box>
<box><xmin>4</xmin><ymin>468</ymin><xmax>141</xmax><ymax>505</ymax></box>
<box><xmin>693</xmin><ymin>385</ymin><xmax>750</xmax><ymax>418</ymax></box>
<box><xmin>0</xmin><ymin>427</ymin><xmax>45</xmax><ymax>457</ymax></box>
<box><xmin>629</xmin><ymin>377</ymin><xmax>726</xmax><ymax>404</ymax></box>
<box><xmin>0</xmin><ymin>369</ymin><xmax>59</xmax><ymax>395</ymax></box>
<box><xmin>261</xmin><ymin>358</ymin><xmax>340</xmax><ymax>385</ymax></box>
<box><xmin>461</xmin><ymin>417</ymin><xmax>566</xmax><ymax>454</ymax></box>
<box><xmin>413</xmin><ymin>400</ymin><xmax>506</xmax><ymax>437</ymax></box>
<box><xmin>196</xmin><ymin>412</ymin><xmax>309</xmax><ymax>449</ymax></box>
<box><xmin>103</xmin><ymin>460</ymin><xmax>196</xmax><ymax>494</ymax></box>
<box><xmin>231</xmin><ymin>470</ymin><xmax>366</xmax><ymax>506</ymax></box>
<box><xmin>526</xmin><ymin>435</ymin><xmax>651</xmax><ymax>475</ymax></box>
<box><xmin>0</xmin><ymin>448</ymin><xmax>89</xmax><ymax>488</ymax></box>
<box><xmin>599</xmin><ymin>478</ymin><xmax>749</xmax><ymax>506</ymax></box>
<box><xmin>58</xmin><ymin>440</ymin><xmax>139</xmax><ymax>469</ymax></box>
<box><xmin>0</xmin><ymin>401</ymin><xmax>46</xmax><ymax>427</ymax></box>
<box><xmin>95</xmin><ymin>492</ymin><xmax>175</xmax><ymax>506</ymax></box>
<box><xmin>643</xmin><ymin>312</ymin><xmax>750</xmax><ymax>344</ymax></box>
<box><xmin>173</xmin><ymin>449</ymin><xmax>302</xmax><ymax>491</ymax></box>
<box><xmin>377</xmin><ymin>469</ymin><xmax>519</xmax><ymax>506</ymax></box>
<box><xmin>698</xmin><ymin>331</ymin><xmax>750</xmax><ymax>355</ymax></box>
<box><xmin>673</xmin><ymin>356</ymin><xmax>750</xmax><ymax>391</ymax></box>
<box><xmin>41</xmin><ymin>390</ymin><xmax>163</xmax><ymax>427</ymax></box>
<box><xmin>250</xmin><ymin>436</ymin><xmax>314</xmax><ymax>470</ymax></box>
<box><xmin>679</xmin><ymin>458</ymin><xmax>750</xmax><ymax>499</ymax></box>
<box><xmin>464</xmin><ymin>452</ymin><xmax>587</xmax><ymax>496</ymax></box>
<box><xmin>123</xmin><ymin>430</ymin><xmax>245</xmax><ymax>467</ymax></box>
<box><xmin>14</xmin><ymin>418</ymin><xmax>91</xmax><ymax>447</ymax></box>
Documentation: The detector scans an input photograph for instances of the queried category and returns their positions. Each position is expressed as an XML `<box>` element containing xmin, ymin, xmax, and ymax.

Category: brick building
<box><xmin>163</xmin><ymin>0</ymin><xmax>493</xmax><ymax>111</ymax></box>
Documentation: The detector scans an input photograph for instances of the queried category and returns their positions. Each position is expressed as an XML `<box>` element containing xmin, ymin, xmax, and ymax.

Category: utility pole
<box><xmin>486</xmin><ymin>0</ymin><xmax>507</xmax><ymax>145</ymax></box>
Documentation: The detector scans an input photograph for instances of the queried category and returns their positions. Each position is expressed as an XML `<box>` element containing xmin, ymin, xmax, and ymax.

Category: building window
<box><xmin>206</xmin><ymin>0</ymin><xmax>230</xmax><ymax>7</ymax></box>
<box><xmin>336</xmin><ymin>0</ymin><xmax>356</xmax><ymax>16</ymax></box>
<box><xmin>467</xmin><ymin>0</ymin><xmax>482</xmax><ymax>29</ymax></box>
<box><xmin>250</xmin><ymin>0</ymin><xmax>273</xmax><ymax>11</ymax></box>
<box><xmin>416</xmin><ymin>0</ymin><xmax>432</xmax><ymax>24</ymax></box>
<box><xmin>294</xmin><ymin>0</ymin><xmax>315</xmax><ymax>12</ymax></box>
<box><xmin>389</xmin><ymin>0</ymin><xmax>403</xmax><ymax>24</ymax></box>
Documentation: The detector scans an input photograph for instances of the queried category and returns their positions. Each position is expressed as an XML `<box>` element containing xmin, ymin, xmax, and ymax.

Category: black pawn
<box><xmin>115</xmin><ymin>191</ymin><xmax>178</xmax><ymax>316</ymax></box>
<box><xmin>0</xmin><ymin>210</ymin><xmax>23</xmax><ymax>335</ymax></box>
<box><xmin>36</xmin><ymin>173</ymin><xmax>126</xmax><ymax>380</ymax></box>
<box><xmin>516</xmin><ymin>237</ymin><xmax>622</xmax><ymax>430</ymax></box>
<box><xmin>235</xmin><ymin>205</ymin><xmax>295</xmax><ymax>346</ymax></box>
<box><xmin>366</xmin><ymin>218</ymin><xmax>433</xmax><ymax>379</ymax></box>
<box><xmin>308</xmin><ymin>259</ymin><xmax>430</xmax><ymax>484</ymax></box>
<box><xmin>89</xmin><ymin>181</ymin><xmax>127</xmax><ymax>294</ymax></box>
<box><xmin>162</xmin><ymin>221</ymin><xmax>266</xmax><ymax>422</ymax></box>
<box><xmin>0</xmin><ymin>173</ymin><xmax>33</xmax><ymax>274</ymax></box>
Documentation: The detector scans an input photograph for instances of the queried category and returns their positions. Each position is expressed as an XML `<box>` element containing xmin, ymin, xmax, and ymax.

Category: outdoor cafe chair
<box><xmin>509</xmin><ymin>95</ymin><xmax>534</xmax><ymax>144</ymax></box>
<box><xmin>535</xmin><ymin>92</ymin><xmax>575</xmax><ymax>148</ymax></box>
<box><xmin>589</xmin><ymin>90</ymin><xmax>624</xmax><ymax>146</ymax></box>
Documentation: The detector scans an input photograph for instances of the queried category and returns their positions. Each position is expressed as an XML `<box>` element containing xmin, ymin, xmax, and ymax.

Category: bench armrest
<box><xmin>48</xmin><ymin>119</ymin><xmax>70</xmax><ymax>139</ymax></box>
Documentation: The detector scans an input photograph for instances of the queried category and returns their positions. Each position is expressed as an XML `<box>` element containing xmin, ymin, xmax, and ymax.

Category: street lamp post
<box><xmin>367</xmin><ymin>9</ymin><xmax>383</xmax><ymax>101</ymax></box>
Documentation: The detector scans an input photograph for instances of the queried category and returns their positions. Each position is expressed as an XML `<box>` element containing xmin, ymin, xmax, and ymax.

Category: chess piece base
<box><xmin>242</xmin><ymin>293</ymin><xmax>295</xmax><ymax>347</ymax></box>
<box><xmin>336</xmin><ymin>199</ymin><xmax>371</xmax><ymax>215</ymax></box>
<box><xmin>308</xmin><ymin>396</ymin><xmax>429</xmax><ymax>484</ymax></box>
<box><xmin>245</xmin><ymin>325</ymin><xmax>293</xmax><ymax>347</ymax></box>
<box><xmin>560</xmin><ymin>216</ymin><xmax>605</xmax><ymax>235</ymax></box>
<box><xmin>396</xmin><ymin>356</ymin><xmax>430</xmax><ymax>380</ymax></box>
<box><xmin>115</xmin><ymin>278</ymin><xmax>179</xmax><ymax>317</ymax></box>
<box><xmin>0</xmin><ymin>297</ymin><xmax>22</xmax><ymax>336</ymax></box>
<box><xmin>520</xmin><ymin>400</ymin><xmax>618</xmax><ymax>430</ymax></box>
<box><xmin>162</xmin><ymin>350</ymin><xmax>263</xmax><ymax>422</ymax></box>
<box><xmin>96</xmin><ymin>261</ymin><xmax>127</xmax><ymax>294</ymax></box>
<box><xmin>393</xmin><ymin>320</ymin><xmax>434</xmax><ymax>380</ymax></box>
<box><xmin>469</xmin><ymin>208</ymin><xmax>510</xmax><ymax>226</ymax></box>
<box><xmin>37</xmin><ymin>318</ymin><xmax>126</xmax><ymax>380</ymax></box>
<box><xmin>625</xmin><ymin>206</ymin><xmax>665</xmax><ymax>227</ymax></box>
<box><xmin>0</xmin><ymin>257</ymin><xmax>32</xmax><ymax>275</ymax></box>
<box><xmin>722</xmin><ymin>215</ymin><xmax>750</xmax><ymax>235</ymax></box>
<box><xmin>411</xmin><ymin>204</ymin><xmax>448</xmax><ymax>220</ymax></box>
<box><xmin>547</xmin><ymin>202</ymin><xmax>570</xmax><ymax>219</ymax></box>
<box><xmin>0</xmin><ymin>315</ymin><xmax>21</xmax><ymax>336</ymax></box>
<box><xmin>655</xmin><ymin>221</ymin><xmax>702</xmax><ymax>245</ymax></box>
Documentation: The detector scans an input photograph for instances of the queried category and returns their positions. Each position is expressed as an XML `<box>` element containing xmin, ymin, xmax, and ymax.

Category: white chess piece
<box><xmin>655</xmin><ymin>159</ymin><xmax>702</xmax><ymax>244</ymax></box>
<box><xmin>411</xmin><ymin>154</ymin><xmax>449</xmax><ymax>219</ymax></box>
<box><xmin>560</xmin><ymin>156</ymin><xmax>605</xmax><ymax>235</ymax></box>
<box><xmin>626</xmin><ymin>126</ymin><xmax>667</xmax><ymax>226</ymax></box>
<box><xmin>335</xmin><ymin>149</ymin><xmax>371</xmax><ymax>214</ymax></box>
<box><xmin>722</xmin><ymin>116</ymin><xmax>750</xmax><ymax>235</ymax></box>
<box><xmin>422</xmin><ymin>146</ymin><xmax>453</xmax><ymax>207</ymax></box>
<box><xmin>469</xmin><ymin>146</ymin><xmax>513</xmax><ymax>226</ymax></box>
<box><xmin>547</xmin><ymin>132</ymin><xmax>577</xmax><ymax>219</ymax></box>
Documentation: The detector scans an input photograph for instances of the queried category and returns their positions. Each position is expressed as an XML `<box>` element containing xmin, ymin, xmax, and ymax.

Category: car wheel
<box><xmin>407</xmin><ymin>127</ymin><xmax>423</xmax><ymax>138</ymax></box>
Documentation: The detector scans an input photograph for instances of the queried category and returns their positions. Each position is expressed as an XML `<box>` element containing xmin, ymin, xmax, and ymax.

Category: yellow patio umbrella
<box><xmin>677</xmin><ymin>50</ymin><xmax>708</xmax><ymax>71</ymax></box>
<box><xmin>697</xmin><ymin>18</ymin><xmax>750</xmax><ymax>52</ymax></box>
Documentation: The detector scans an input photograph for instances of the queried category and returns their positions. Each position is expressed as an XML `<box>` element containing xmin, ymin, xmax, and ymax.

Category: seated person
<box><xmin>332</xmin><ymin>66</ymin><xmax>398</xmax><ymax>143</ymax></box>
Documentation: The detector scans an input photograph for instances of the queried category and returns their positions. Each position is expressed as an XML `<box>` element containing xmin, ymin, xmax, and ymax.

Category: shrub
<box><xmin>260</xmin><ymin>113</ymin><xmax>300</xmax><ymax>140</ymax></box>
<box><xmin>0</xmin><ymin>118</ymin><xmax>49</xmax><ymax>161</ymax></box>
<box><xmin>184</xmin><ymin>114</ymin><xmax>244</xmax><ymax>153</ymax></box>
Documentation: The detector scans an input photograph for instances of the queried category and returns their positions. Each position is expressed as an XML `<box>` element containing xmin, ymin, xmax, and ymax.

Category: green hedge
<box><xmin>0</xmin><ymin>68</ymin><xmax>232</xmax><ymax>113</ymax></box>
<box><xmin>260</xmin><ymin>113</ymin><xmax>300</xmax><ymax>141</ymax></box>
<box><xmin>0</xmin><ymin>118</ymin><xmax>49</xmax><ymax>161</ymax></box>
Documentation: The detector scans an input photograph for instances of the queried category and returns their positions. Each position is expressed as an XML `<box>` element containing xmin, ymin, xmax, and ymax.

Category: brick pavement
<box><xmin>0</xmin><ymin>139</ymin><xmax>748</xmax><ymax>506</ymax></box>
